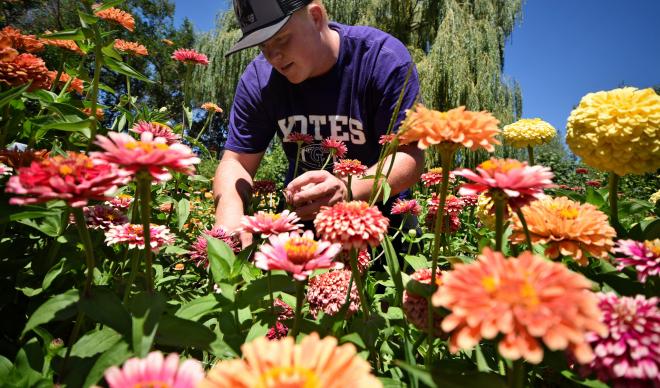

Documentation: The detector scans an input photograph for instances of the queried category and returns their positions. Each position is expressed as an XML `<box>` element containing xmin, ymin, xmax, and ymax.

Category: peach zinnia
<box><xmin>433</xmin><ymin>248</ymin><xmax>606</xmax><ymax>364</ymax></box>
<box><xmin>333</xmin><ymin>159</ymin><xmax>367</xmax><ymax>178</ymax></box>
<box><xmin>314</xmin><ymin>200</ymin><xmax>390</xmax><ymax>250</ymax></box>
<box><xmin>254</xmin><ymin>230</ymin><xmax>342</xmax><ymax>280</ymax></box>
<box><xmin>199</xmin><ymin>333</ymin><xmax>381</xmax><ymax>388</ymax></box>
<box><xmin>201</xmin><ymin>102</ymin><xmax>223</xmax><ymax>113</ymax></box>
<box><xmin>114</xmin><ymin>39</ymin><xmax>148</xmax><ymax>56</ymax></box>
<box><xmin>95</xmin><ymin>7</ymin><xmax>135</xmax><ymax>32</ymax></box>
<box><xmin>510</xmin><ymin>196</ymin><xmax>616</xmax><ymax>265</ymax></box>
<box><xmin>104</xmin><ymin>351</ymin><xmax>204</xmax><ymax>388</ymax></box>
<box><xmin>398</xmin><ymin>104</ymin><xmax>501</xmax><ymax>152</ymax></box>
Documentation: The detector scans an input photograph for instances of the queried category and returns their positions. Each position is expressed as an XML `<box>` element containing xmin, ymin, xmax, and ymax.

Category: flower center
<box><xmin>482</xmin><ymin>276</ymin><xmax>539</xmax><ymax>307</ymax></box>
<box><xmin>284</xmin><ymin>237</ymin><xmax>318</xmax><ymax>264</ymax></box>
<box><xmin>558</xmin><ymin>207</ymin><xmax>579</xmax><ymax>219</ymax></box>
<box><xmin>479</xmin><ymin>159</ymin><xmax>524</xmax><ymax>174</ymax></box>
<box><xmin>58</xmin><ymin>165</ymin><xmax>74</xmax><ymax>175</ymax></box>
<box><xmin>428</xmin><ymin>167</ymin><xmax>443</xmax><ymax>174</ymax></box>
<box><xmin>257</xmin><ymin>366</ymin><xmax>320</xmax><ymax>388</ymax></box>
<box><xmin>132</xmin><ymin>382</ymin><xmax>171</xmax><ymax>388</ymax></box>
<box><xmin>124</xmin><ymin>141</ymin><xmax>169</xmax><ymax>153</ymax></box>
<box><xmin>644</xmin><ymin>240</ymin><xmax>660</xmax><ymax>256</ymax></box>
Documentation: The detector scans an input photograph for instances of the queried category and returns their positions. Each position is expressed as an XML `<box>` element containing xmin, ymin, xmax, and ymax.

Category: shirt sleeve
<box><xmin>225</xmin><ymin>65</ymin><xmax>275</xmax><ymax>154</ymax></box>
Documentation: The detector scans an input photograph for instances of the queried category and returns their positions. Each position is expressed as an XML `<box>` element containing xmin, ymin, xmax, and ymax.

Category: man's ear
<box><xmin>307</xmin><ymin>4</ymin><xmax>325</xmax><ymax>30</ymax></box>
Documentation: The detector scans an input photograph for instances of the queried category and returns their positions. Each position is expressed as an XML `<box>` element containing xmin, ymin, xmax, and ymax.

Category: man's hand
<box><xmin>285</xmin><ymin>170</ymin><xmax>347</xmax><ymax>220</ymax></box>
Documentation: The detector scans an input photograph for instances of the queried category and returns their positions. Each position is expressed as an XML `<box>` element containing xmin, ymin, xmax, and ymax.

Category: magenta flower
<box><xmin>93</xmin><ymin>131</ymin><xmax>200</xmax><ymax>182</ymax></box>
<box><xmin>189</xmin><ymin>226</ymin><xmax>240</xmax><ymax>268</ymax></box>
<box><xmin>582</xmin><ymin>293</ymin><xmax>659</xmax><ymax>387</ymax></box>
<box><xmin>613</xmin><ymin>239</ymin><xmax>659</xmax><ymax>283</ymax></box>
<box><xmin>254</xmin><ymin>230</ymin><xmax>342</xmax><ymax>280</ymax></box>
<box><xmin>252</xmin><ymin>179</ymin><xmax>277</xmax><ymax>194</ymax></box>
<box><xmin>306</xmin><ymin>269</ymin><xmax>360</xmax><ymax>318</ymax></box>
<box><xmin>171</xmin><ymin>48</ymin><xmax>209</xmax><ymax>65</ymax></box>
<box><xmin>576</xmin><ymin>167</ymin><xmax>589</xmax><ymax>174</ymax></box>
<box><xmin>130</xmin><ymin>121</ymin><xmax>181</xmax><ymax>145</ymax></box>
<box><xmin>82</xmin><ymin>204</ymin><xmax>128</xmax><ymax>230</ymax></box>
<box><xmin>5</xmin><ymin>152</ymin><xmax>127</xmax><ymax>208</ymax></box>
<box><xmin>333</xmin><ymin>159</ymin><xmax>368</xmax><ymax>179</ymax></box>
<box><xmin>273</xmin><ymin>298</ymin><xmax>294</xmax><ymax>321</ymax></box>
<box><xmin>266</xmin><ymin>321</ymin><xmax>289</xmax><ymax>340</ymax></box>
<box><xmin>455</xmin><ymin>158</ymin><xmax>555</xmax><ymax>210</ymax></box>
<box><xmin>240</xmin><ymin>209</ymin><xmax>302</xmax><ymax>238</ymax></box>
<box><xmin>105</xmin><ymin>223</ymin><xmax>175</xmax><ymax>251</ymax></box>
<box><xmin>586</xmin><ymin>180</ymin><xmax>602</xmax><ymax>188</ymax></box>
<box><xmin>321</xmin><ymin>137</ymin><xmax>348</xmax><ymax>158</ymax></box>
<box><xmin>285</xmin><ymin>132</ymin><xmax>314</xmax><ymax>144</ymax></box>
<box><xmin>104</xmin><ymin>351</ymin><xmax>204</xmax><ymax>388</ymax></box>
<box><xmin>391</xmin><ymin>198</ymin><xmax>422</xmax><ymax>216</ymax></box>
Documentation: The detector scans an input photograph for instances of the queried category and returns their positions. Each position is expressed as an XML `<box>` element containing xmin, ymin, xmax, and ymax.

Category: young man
<box><xmin>214</xmin><ymin>0</ymin><xmax>424</xmax><ymax>245</ymax></box>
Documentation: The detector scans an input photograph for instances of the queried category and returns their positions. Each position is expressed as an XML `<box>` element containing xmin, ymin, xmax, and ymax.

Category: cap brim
<box><xmin>225</xmin><ymin>15</ymin><xmax>291</xmax><ymax>57</ymax></box>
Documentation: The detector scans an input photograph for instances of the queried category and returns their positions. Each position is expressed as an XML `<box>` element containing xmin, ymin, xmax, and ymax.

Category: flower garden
<box><xmin>1</xmin><ymin>3</ymin><xmax>659</xmax><ymax>388</ymax></box>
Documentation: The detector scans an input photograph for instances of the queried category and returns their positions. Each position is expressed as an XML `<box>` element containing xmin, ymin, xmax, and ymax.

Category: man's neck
<box><xmin>310</xmin><ymin>26</ymin><xmax>340</xmax><ymax>78</ymax></box>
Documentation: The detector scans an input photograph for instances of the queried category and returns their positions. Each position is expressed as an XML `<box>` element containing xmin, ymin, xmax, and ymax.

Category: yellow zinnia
<box><xmin>502</xmin><ymin>118</ymin><xmax>556</xmax><ymax>148</ymax></box>
<box><xmin>566</xmin><ymin>87</ymin><xmax>660</xmax><ymax>175</ymax></box>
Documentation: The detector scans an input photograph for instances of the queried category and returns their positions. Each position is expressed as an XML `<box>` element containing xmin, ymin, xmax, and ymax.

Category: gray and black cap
<box><xmin>225</xmin><ymin>0</ymin><xmax>313</xmax><ymax>57</ymax></box>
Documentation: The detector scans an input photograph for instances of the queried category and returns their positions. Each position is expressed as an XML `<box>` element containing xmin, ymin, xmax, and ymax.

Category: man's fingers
<box><xmin>287</xmin><ymin>170</ymin><xmax>329</xmax><ymax>192</ymax></box>
<box><xmin>292</xmin><ymin>181</ymin><xmax>333</xmax><ymax>206</ymax></box>
<box><xmin>295</xmin><ymin>193</ymin><xmax>333</xmax><ymax>220</ymax></box>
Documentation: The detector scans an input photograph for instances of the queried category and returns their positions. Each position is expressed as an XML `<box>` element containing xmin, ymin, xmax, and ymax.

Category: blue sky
<box><xmin>173</xmin><ymin>0</ymin><xmax>660</xmax><ymax>134</ymax></box>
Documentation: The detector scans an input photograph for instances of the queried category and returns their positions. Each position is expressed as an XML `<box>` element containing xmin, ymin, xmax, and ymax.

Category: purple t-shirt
<box><xmin>225</xmin><ymin>22</ymin><xmax>420</xmax><ymax>183</ymax></box>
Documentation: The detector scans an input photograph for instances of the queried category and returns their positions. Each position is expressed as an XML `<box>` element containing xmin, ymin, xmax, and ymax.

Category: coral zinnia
<box><xmin>378</xmin><ymin>133</ymin><xmax>396</xmax><ymax>145</ymax></box>
<box><xmin>426</xmin><ymin>194</ymin><xmax>464</xmax><ymax>232</ymax></box>
<box><xmin>201</xmin><ymin>102</ymin><xmax>223</xmax><ymax>113</ymax></box>
<box><xmin>199</xmin><ymin>333</ymin><xmax>381</xmax><ymax>388</ymax></box>
<box><xmin>0</xmin><ymin>26</ymin><xmax>43</xmax><ymax>53</ymax></box>
<box><xmin>254</xmin><ymin>230</ymin><xmax>342</xmax><ymax>280</ymax></box>
<box><xmin>114</xmin><ymin>39</ymin><xmax>148</xmax><ymax>56</ymax></box>
<box><xmin>240</xmin><ymin>209</ymin><xmax>302</xmax><ymax>238</ymax></box>
<box><xmin>285</xmin><ymin>132</ymin><xmax>314</xmax><ymax>144</ymax></box>
<box><xmin>5</xmin><ymin>152</ymin><xmax>127</xmax><ymax>207</ymax></box>
<box><xmin>104</xmin><ymin>351</ymin><xmax>204</xmax><ymax>388</ymax></box>
<box><xmin>189</xmin><ymin>226</ymin><xmax>240</xmax><ymax>268</ymax></box>
<box><xmin>420</xmin><ymin>167</ymin><xmax>456</xmax><ymax>187</ymax></box>
<box><xmin>41</xmin><ymin>33</ymin><xmax>83</xmax><ymax>55</ymax></box>
<box><xmin>433</xmin><ymin>248</ymin><xmax>606</xmax><ymax>364</ymax></box>
<box><xmin>307</xmin><ymin>269</ymin><xmax>360</xmax><ymax>318</ymax></box>
<box><xmin>398</xmin><ymin>104</ymin><xmax>501</xmax><ymax>152</ymax></box>
<box><xmin>47</xmin><ymin>71</ymin><xmax>83</xmax><ymax>94</ymax></box>
<box><xmin>333</xmin><ymin>159</ymin><xmax>367</xmax><ymax>178</ymax></box>
<box><xmin>403</xmin><ymin>268</ymin><xmax>444</xmax><ymax>335</ymax></box>
<box><xmin>95</xmin><ymin>7</ymin><xmax>135</xmax><ymax>32</ymax></box>
<box><xmin>502</xmin><ymin>118</ymin><xmax>556</xmax><ymax>148</ymax></box>
<box><xmin>581</xmin><ymin>293</ymin><xmax>659</xmax><ymax>387</ymax></box>
<box><xmin>105</xmin><ymin>223</ymin><xmax>175</xmax><ymax>251</ymax></box>
<box><xmin>510</xmin><ymin>196</ymin><xmax>616</xmax><ymax>266</ymax></box>
<box><xmin>314</xmin><ymin>200</ymin><xmax>390</xmax><ymax>250</ymax></box>
<box><xmin>391</xmin><ymin>198</ymin><xmax>422</xmax><ymax>216</ymax></box>
<box><xmin>455</xmin><ymin>158</ymin><xmax>555</xmax><ymax>211</ymax></box>
<box><xmin>129</xmin><ymin>121</ymin><xmax>180</xmax><ymax>144</ymax></box>
<box><xmin>321</xmin><ymin>137</ymin><xmax>347</xmax><ymax>158</ymax></box>
<box><xmin>613</xmin><ymin>239</ymin><xmax>659</xmax><ymax>283</ymax></box>
<box><xmin>171</xmin><ymin>48</ymin><xmax>209</xmax><ymax>65</ymax></box>
<box><xmin>93</xmin><ymin>131</ymin><xmax>200</xmax><ymax>182</ymax></box>
<box><xmin>0</xmin><ymin>53</ymin><xmax>51</xmax><ymax>91</ymax></box>
<box><xmin>566</xmin><ymin>87</ymin><xmax>660</xmax><ymax>176</ymax></box>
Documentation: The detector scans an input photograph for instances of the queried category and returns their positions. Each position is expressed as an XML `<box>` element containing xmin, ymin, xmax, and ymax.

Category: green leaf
<box><xmin>101</xmin><ymin>43</ymin><xmax>123</xmax><ymax>61</ymax></box>
<box><xmin>395</xmin><ymin>361</ymin><xmax>436</xmax><ymax>387</ymax></box>
<box><xmin>42</xmin><ymin>258</ymin><xmax>66</xmax><ymax>291</ymax></box>
<box><xmin>93</xmin><ymin>0</ymin><xmax>126</xmax><ymax>12</ymax></box>
<box><xmin>22</xmin><ymin>289</ymin><xmax>79</xmax><ymax>337</ymax></box>
<box><xmin>560</xmin><ymin>370</ymin><xmax>610</xmax><ymax>387</ymax></box>
<box><xmin>382</xmin><ymin>235</ymin><xmax>404</xmax><ymax>304</ymax></box>
<box><xmin>431</xmin><ymin>370</ymin><xmax>507</xmax><ymax>388</ymax></box>
<box><xmin>35</xmin><ymin>118</ymin><xmax>93</xmax><ymax>140</ymax></box>
<box><xmin>405</xmin><ymin>276</ymin><xmax>436</xmax><ymax>299</ymax></box>
<box><xmin>585</xmin><ymin>187</ymin><xmax>604</xmax><ymax>207</ymax></box>
<box><xmin>79</xmin><ymin>287</ymin><xmax>131</xmax><ymax>335</ymax></box>
<box><xmin>176</xmin><ymin>198</ymin><xmax>191</xmax><ymax>231</ymax></box>
<box><xmin>381</xmin><ymin>181</ymin><xmax>392</xmax><ymax>204</ymax></box>
<box><xmin>339</xmin><ymin>332</ymin><xmax>366</xmax><ymax>349</ymax></box>
<box><xmin>175</xmin><ymin>294</ymin><xmax>224</xmax><ymax>321</ymax></box>
<box><xmin>78</xmin><ymin>11</ymin><xmax>99</xmax><ymax>27</ymax></box>
<box><xmin>129</xmin><ymin>292</ymin><xmax>166</xmax><ymax>357</ymax></box>
<box><xmin>71</xmin><ymin>327</ymin><xmax>122</xmax><ymax>358</ymax></box>
<box><xmin>207</xmin><ymin>236</ymin><xmax>237</xmax><ymax>283</ymax></box>
<box><xmin>40</xmin><ymin>28</ymin><xmax>84</xmax><ymax>41</ymax></box>
<box><xmin>104</xmin><ymin>56</ymin><xmax>152</xmax><ymax>83</ymax></box>
<box><xmin>155</xmin><ymin>315</ymin><xmax>216</xmax><ymax>350</ymax></box>
<box><xmin>184</xmin><ymin>105</ymin><xmax>193</xmax><ymax>128</ymax></box>
<box><xmin>82</xmin><ymin>341</ymin><xmax>131</xmax><ymax>387</ymax></box>
<box><xmin>244</xmin><ymin>320</ymin><xmax>268</xmax><ymax>342</ymax></box>
<box><xmin>0</xmin><ymin>355</ymin><xmax>12</xmax><ymax>381</ymax></box>
<box><xmin>0</xmin><ymin>83</ymin><xmax>30</xmax><ymax>108</ymax></box>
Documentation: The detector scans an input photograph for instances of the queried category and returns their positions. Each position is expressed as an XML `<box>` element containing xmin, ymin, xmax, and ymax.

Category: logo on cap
<box><xmin>234</xmin><ymin>0</ymin><xmax>256</xmax><ymax>26</ymax></box>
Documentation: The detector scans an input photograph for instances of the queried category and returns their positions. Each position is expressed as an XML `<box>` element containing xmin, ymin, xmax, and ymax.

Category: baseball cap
<box><xmin>225</xmin><ymin>0</ymin><xmax>313</xmax><ymax>57</ymax></box>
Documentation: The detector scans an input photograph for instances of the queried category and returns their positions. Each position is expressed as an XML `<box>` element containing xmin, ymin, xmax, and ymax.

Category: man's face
<box><xmin>259</xmin><ymin>9</ymin><xmax>321</xmax><ymax>84</ymax></box>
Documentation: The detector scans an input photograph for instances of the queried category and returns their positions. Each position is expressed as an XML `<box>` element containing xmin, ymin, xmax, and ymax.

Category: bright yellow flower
<box><xmin>502</xmin><ymin>118</ymin><xmax>556</xmax><ymax>148</ymax></box>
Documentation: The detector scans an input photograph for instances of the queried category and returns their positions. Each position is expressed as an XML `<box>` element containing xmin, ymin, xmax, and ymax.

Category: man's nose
<box><xmin>262</xmin><ymin>46</ymin><xmax>282</xmax><ymax>63</ymax></box>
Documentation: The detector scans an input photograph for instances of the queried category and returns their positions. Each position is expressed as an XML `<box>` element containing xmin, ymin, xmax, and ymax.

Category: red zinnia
<box><xmin>333</xmin><ymin>159</ymin><xmax>367</xmax><ymax>178</ymax></box>
<box><xmin>171</xmin><ymin>48</ymin><xmax>209</xmax><ymax>65</ymax></box>
<box><xmin>321</xmin><ymin>137</ymin><xmax>347</xmax><ymax>158</ymax></box>
<box><xmin>285</xmin><ymin>132</ymin><xmax>314</xmax><ymax>144</ymax></box>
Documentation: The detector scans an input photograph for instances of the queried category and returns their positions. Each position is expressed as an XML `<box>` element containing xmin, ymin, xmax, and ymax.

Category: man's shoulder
<box><xmin>334</xmin><ymin>22</ymin><xmax>411</xmax><ymax>64</ymax></box>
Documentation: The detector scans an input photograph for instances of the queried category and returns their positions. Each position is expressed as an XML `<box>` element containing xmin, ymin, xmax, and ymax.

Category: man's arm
<box><xmin>286</xmin><ymin>143</ymin><xmax>424</xmax><ymax>219</ymax></box>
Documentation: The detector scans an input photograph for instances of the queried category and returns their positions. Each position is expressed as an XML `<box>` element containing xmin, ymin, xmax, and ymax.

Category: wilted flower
<box><xmin>105</xmin><ymin>223</ymin><xmax>175</xmax><ymax>251</ymax></box>
<box><xmin>314</xmin><ymin>200</ymin><xmax>390</xmax><ymax>250</ymax></box>
<box><xmin>171</xmin><ymin>48</ymin><xmax>208</xmax><ymax>65</ymax></box>
<box><xmin>0</xmin><ymin>26</ymin><xmax>43</xmax><ymax>52</ymax></box>
<box><xmin>433</xmin><ymin>248</ymin><xmax>606</xmax><ymax>364</ymax></box>
<box><xmin>0</xmin><ymin>53</ymin><xmax>51</xmax><ymax>90</ymax></box>
<box><xmin>129</xmin><ymin>121</ymin><xmax>180</xmax><ymax>145</ymax></box>
<box><xmin>82</xmin><ymin>106</ymin><xmax>104</xmax><ymax>120</ymax></box>
<box><xmin>307</xmin><ymin>270</ymin><xmax>360</xmax><ymax>318</ymax></box>
<box><xmin>398</xmin><ymin>104</ymin><xmax>501</xmax><ymax>152</ymax></box>
<box><xmin>265</xmin><ymin>321</ymin><xmax>289</xmax><ymax>340</ymax></box>
<box><xmin>420</xmin><ymin>167</ymin><xmax>456</xmax><ymax>187</ymax></box>
<box><xmin>254</xmin><ymin>230</ymin><xmax>342</xmax><ymax>280</ymax></box>
<box><xmin>576</xmin><ymin>167</ymin><xmax>589</xmax><ymax>174</ymax></box>
<box><xmin>82</xmin><ymin>204</ymin><xmax>128</xmax><ymax>230</ymax></box>
<box><xmin>566</xmin><ymin>87</ymin><xmax>660</xmax><ymax>175</ymax></box>
<box><xmin>201</xmin><ymin>102</ymin><xmax>222</xmax><ymax>113</ymax></box>
<box><xmin>199</xmin><ymin>333</ymin><xmax>381</xmax><ymax>388</ymax></box>
<box><xmin>47</xmin><ymin>71</ymin><xmax>83</xmax><ymax>94</ymax></box>
<box><xmin>114</xmin><ymin>39</ymin><xmax>148</xmax><ymax>56</ymax></box>
<box><xmin>581</xmin><ymin>293</ymin><xmax>659</xmax><ymax>387</ymax></box>
<box><xmin>95</xmin><ymin>7</ymin><xmax>135</xmax><ymax>32</ymax></box>
<box><xmin>189</xmin><ymin>226</ymin><xmax>240</xmax><ymax>268</ymax></box>
<box><xmin>93</xmin><ymin>131</ymin><xmax>200</xmax><ymax>182</ymax></box>
<box><xmin>403</xmin><ymin>268</ymin><xmax>444</xmax><ymax>334</ymax></box>
<box><xmin>502</xmin><ymin>118</ymin><xmax>556</xmax><ymax>148</ymax></box>
<box><xmin>252</xmin><ymin>180</ymin><xmax>277</xmax><ymax>195</ymax></box>
<box><xmin>104</xmin><ymin>351</ymin><xmax>204</xmax><ymax>388</ymax></box>
<box><xmin>285</xmin><ymin>132</ymin><xmax>314</xmax><ymax>144</ymax></box>
<box><xmin>391</xmin><ymin>198</ymin><xmax>422</xmax><ymax>216</ymax></box>
<box><xmin>0</xmin><ymin>148</ymin><xmax>48</xmax><ymax>169</ymax></box>
<box><xmin>510</xmin><ymin>196</ymin><xmax>616</xmax><ymax>266</ymax></box>
<box><xmin>613</xmin><ymin>239</ymin><xmax>659</xmax><ymax>283</ymax></box>
<box><xmin>5</xmin><ymin>152</ymin><xmax>127</xmax><ymax>207</ymax></box>
<box><xmin>241</xmin><ymin>209</ymin><xmax>302</xmax><ymax>238</ymax></box>
<box><xmin>321</xmin><ymin>137</ymin><xmax>347</xmax><ymax>158</ymax></box>
<box><xmin>333</xmin><ymin>159</ymin><xmax>367</xmax><ymax>178</ymax></box>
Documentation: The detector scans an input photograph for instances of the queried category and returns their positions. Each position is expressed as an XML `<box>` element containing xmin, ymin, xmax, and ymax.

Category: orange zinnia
<box><xmin>398</xmin><ymin>104</ymin><xmax>501</xmax><ymax>152</ymax></box>
<box><xmin>41</xmin><ymin>32</ymin><xmax>83</xmax><ymax>55</ymax></box>
<box><xmin>199</xmin><ymin>333</ymin><xmax>381</xmax><ymax>388</ymax></box>
<box><xmin>47</xmin><ymin>71</ymin><xmax>83</xmax><ymax>94</ymax></box>
<box><xmin>433</xmin><ymin>248</ymin><xmax>606</xmax><ymax>364</ymax></box>
<box><xmin>510</xmin><ymin>196</ymin><xmax>616</xmax><ymax>265</ymax></box>
<box><xmin>114</xmin><ymin>39</ymin><xmax>148</xmax><ymax>56</ymax></box>
<box><xmin>95</xmin><ymin>7</ymin><xmax>135</xmax><ymax>32</ymax></box>
<box><xmin>0</xmin><ymin>26</ymin><xmax>44</xmax><ymax>53</ymax></box>
<box><xmin>0</xmin><ymin>53</ymin><xmax>51</xmax><ymax>91</ymax></box>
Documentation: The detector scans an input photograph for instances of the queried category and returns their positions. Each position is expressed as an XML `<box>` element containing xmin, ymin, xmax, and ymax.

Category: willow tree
<box><xmin>192</xmin><ymin>0</ymin><xmax>524</xmax><ymax>167</ymax></box>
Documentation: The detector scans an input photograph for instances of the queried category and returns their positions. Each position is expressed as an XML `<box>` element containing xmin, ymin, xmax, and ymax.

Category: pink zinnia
<box><xmin>379</xmin><ymin>133</ymin><xmax>396</xmax><ymax>145</ymax></box>
<box><xmin>433</xmin><ymin>248</ymin><xmax>606</xmax><ymax>364</ymax></box>
<box><xmin>240</xmin><ymin>209</ymin><xmax>302</xmax><ymax>238</ymax></box>
<box><xmin>5</xmin><ymin>152</ymin><xmax>127</xmax><ymax>208</ymax></box>
<box><xmin>104</xmin><ymin>351</ymin><xmax>204</xmax><ymax>388</ymax></box>
<box><xmin>307</xmin><ymin>269</ymin><xmax>360</xmax><ymax>318</ymax></box>
<box><xmin>581</xmin><ymin>293</ymin><xmax>659</xmax><ymax>387</ymax></box>
<box><xmin>455</xmin><ymin>158</ymin><xmax>555</xmax><ymax>211</ymax></box>
<box><xmin>403</xmin><ymin>268</ymin><xmax>444</xmax><ymax>335</ymax></box>
<box><xmin>254</xmin><ymin>230</ymin><xmax>342</xmax><ymax>280</ymax></box>
<box><xmin>130</xmin><ymin>121</ymin><xmax>181</xmax><ymax>145</ymax></box>
<box><xmin>105</xmin><ymin>223</ymin><xmax>175</xmax><ymax>251</ymax></box>
<box><xmin>420</xmin><ymin>167</ymin><xmax>456</xmax><ymax>187</ymax></box>
<box><xmin>107</xmin><ymin>193</ymin><xmax>133</xmax><ymax>210</ymax></box>
<box><xmin>314</xmin><ymin>200</ymin><xmax>390</xmax><ymax>250</ymax></box>
<box><xmin>613</xmin><ymin>239</ymin><xmax>659</xmax><ymax>283</ymax></box>
<box><xmin>586</xmin><ymin>180</ymin><xmax>602</xmax><ymax>188</ymax></box>
<box><xmin>335</xmin><ymin>249</ymin><xmax>371</xmax><ymax>273</ymax></box>
<box><xmin>391</xmin><ymin>198</ymin><xmax>422</xmax><ymax>216</ymax></box>
<box><xmin>82</xmin><ymin>204</ymin><xmax>128</xmax><ymax>230</ymax></box>
<box><xmin>333</xmin><ymin>159</ymin><xmax>367</xmax><ymax>178</ymax></box>
<box><xmin>285</xmin><ymin>132</ymin><xmax>314</xmax><ymax>144</ymax></box>
<box><xmin>459</xmin><ymin>193</ymin><xmax>478</xmax><ymax>207</ymax></box>
<box><xmin>189</xmin><ymin>226</ymin><xmax>241</xmax><ymax>268</ymax></box>
<box><xmin>321</xmin><ymin>137</ymin><xmax>347</xmax><ymax>158</ymax></box>
<box><xmin>171</xmin><ymin>48</ymin><xmax>209</xmax><ymax>65</ymax></box>
<box><xmin>93</xmin><ymin>131</ymin><xmax>200</xmax><ymax>182</ymax></box>
<box><xmin>426</xmin><ymin>194</ymin><xmax>464</xmax><ymax>232</ymax></box>
<box><xmin>273</xmin><ymin>298</ymin><xmax>294</xmax><ymax>321</ymax></box>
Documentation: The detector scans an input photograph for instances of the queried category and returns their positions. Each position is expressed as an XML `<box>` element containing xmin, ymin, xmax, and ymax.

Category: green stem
<box><xmin>86</xmin><ymin>27</ymin><xmax>103</xmax><ymax>150</ymax></box>
<box><xmin>61</xmin><ymin>310</ymin><xmax>85</xmax><ymax>376</ymax></box>
<box><xmin>122</xmin><ymin>249</ymin><xmax>141</xmax><ymax>303</ymax></box>
<box><xmin>292</xmin><ymin>142</ymin><xmax>302</xmax><ymax>179</ymax></box>
<box><xmin>515</xmin><ymin>208</ymin><xmax>533</xmax><ymax>250</ymax></box>
<box><xmin>182</xmin><ymin>65</ymin><xmax>193</xmax><ymax>131</ymax></box>
<box><xmin>348</xmin><ymin>248</ymin><xmax>370</xmax><ymax>319</ymax></box>
<box><xmin>195</xmin><ymin>113</ymin><xmax>214</xmax><ymax>141</ymax></box>
<box><xmin>291</xmin><ymin>280</ymin><xmax>306</xmax><ymax>337</ymax></box>
<box><xmin>494</xmin><ymin>194</ymin><xmax>505</xmax><ymax>252</ymax></box>
<box><xmin>508</xmin><ymin>359</ymin><xmax>526</xmax><ymax>388</ymax></box>
<box><xmin>73</xmin><ymin>208</ymin><xmax>96</xmax><ymax>296</ymax></box>
<box><xmin>126</xmin><ymin>75</ymin><xmax>131</xmax><ymax>107</ymax></box>
<box><xmin>138</xmin><ymin>174</ymin><xmax>154</xmax><ymax>293</ymax></box>
<box><xmin>526</xmin><ymin>146</ymin><xmax>535</xmax><ymax>165</ymax></box>
<box><xmin>268</xmin><ymin>270</ymin><xmax>274</xmax><ymax>315</ymax></box>
<box><xmin>608</xmin><ymin>172</ymin><xmax>620</xmax><ymax>229</ymax></box>
<box><xmin>320</xmin><ymin>151</ymin><xmax>334</xmax><ymax>170</ymax></box>
<box><xmin>346</xmin><ymin>175</ymin><xmax>353</xmax><ymax>201</ymax></box>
